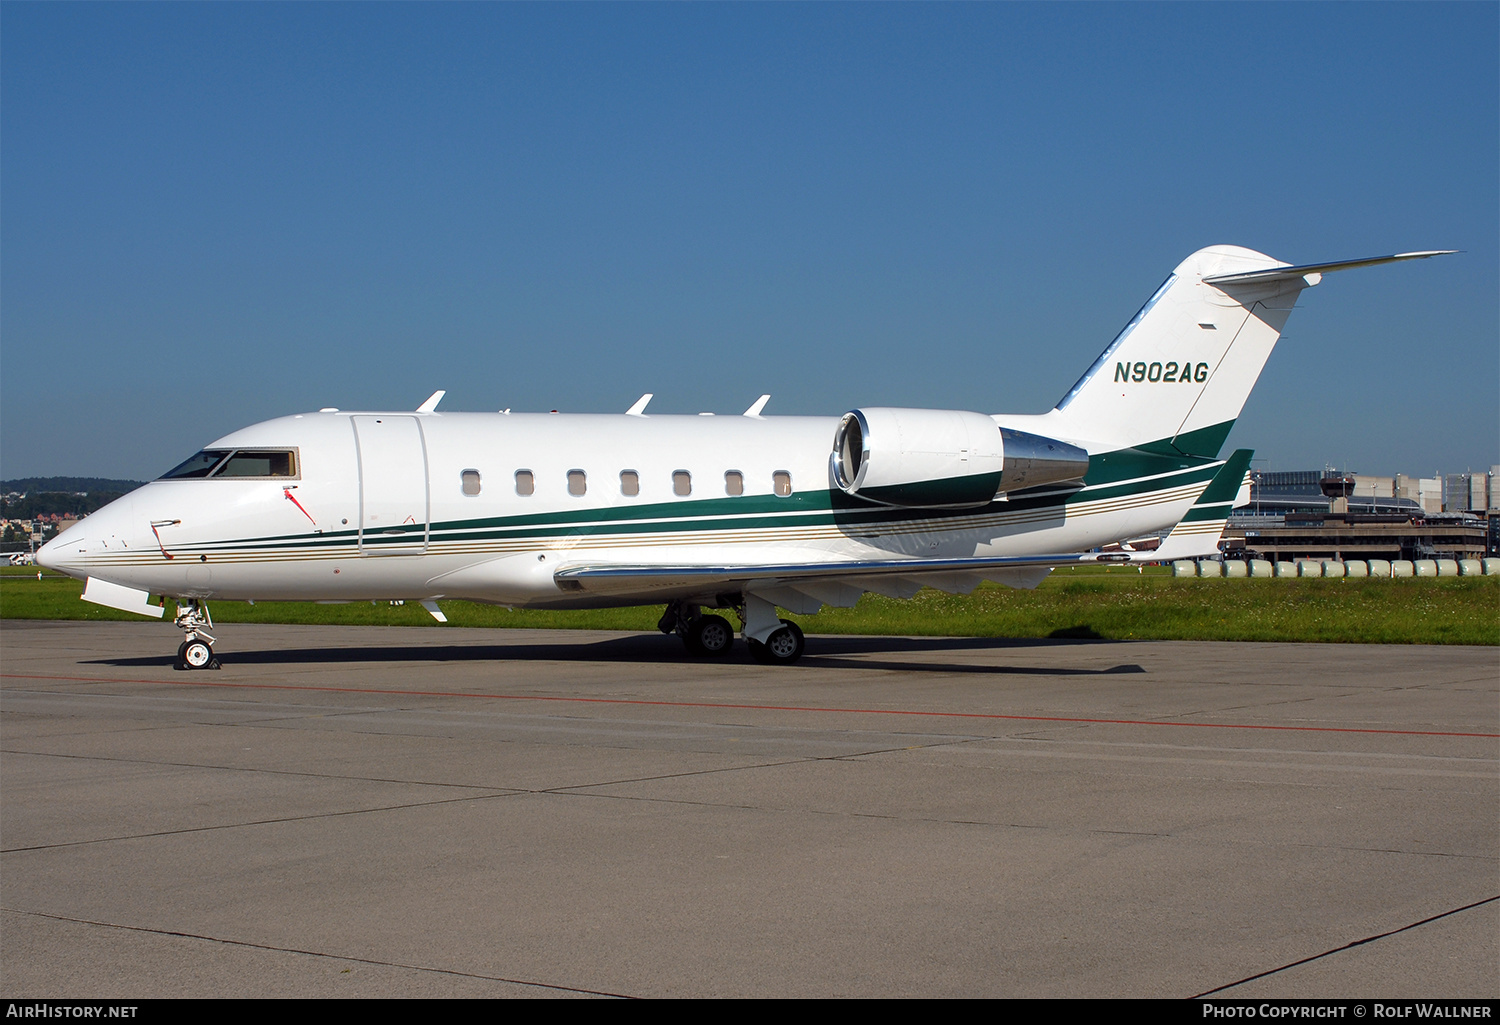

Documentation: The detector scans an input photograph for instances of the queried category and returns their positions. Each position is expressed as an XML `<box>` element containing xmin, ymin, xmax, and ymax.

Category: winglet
<box><xmin>416</xmin><ymin>390</ymin><xmax>446</xmax><ymax>413</ymax></box>
<box><xmin>743</xmin><ymin>395</ymin><xmax>770</xmax><ymax>417</ymax></box>
<box><xmin>626</xmin><ymin>394</ymin><xmax>653</xmax><ymax>416</ymax></box>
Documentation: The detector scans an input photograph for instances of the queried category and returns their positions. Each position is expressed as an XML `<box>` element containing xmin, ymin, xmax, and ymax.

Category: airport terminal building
<box><xmin>1224</xmin><ymin>467</ymin><xmax>1497</xmax><ymax>562</ymax></box>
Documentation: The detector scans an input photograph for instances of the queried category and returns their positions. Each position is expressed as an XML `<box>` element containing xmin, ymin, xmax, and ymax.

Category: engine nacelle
<box><xmin>831</xmin><ymin>407</ymin><xmax>1089</xmax><ymax>509</ymax></box>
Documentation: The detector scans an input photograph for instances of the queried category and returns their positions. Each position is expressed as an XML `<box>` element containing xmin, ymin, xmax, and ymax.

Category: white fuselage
<box><xmin>40</xmin><ymin>408</ymin><xmax>1201</xmax><ymax>610</ymax></box>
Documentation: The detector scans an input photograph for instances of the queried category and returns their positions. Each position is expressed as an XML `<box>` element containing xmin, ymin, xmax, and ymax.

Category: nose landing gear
<box><xmin>173</xmin><ymin>600</ymin><xmax>220</xmax><ymax>670</ymax></box>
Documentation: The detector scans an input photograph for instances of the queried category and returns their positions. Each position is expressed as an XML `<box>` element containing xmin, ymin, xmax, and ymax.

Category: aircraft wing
<box><xmin>555</xmin><ymin>552</ymin><xmax>1108</xmax><ymax>586</ymax></box>
<box><xmin>552</xmin><ymin>550</ymin><xmax>1122</xmax><ymax>611</ymax></box>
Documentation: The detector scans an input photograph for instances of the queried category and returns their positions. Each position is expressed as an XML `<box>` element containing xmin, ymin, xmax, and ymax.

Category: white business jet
<box><xmin>38</xmin><ymin>245</ymin><xmax>1451</xmax><ymax>668</ymax></box>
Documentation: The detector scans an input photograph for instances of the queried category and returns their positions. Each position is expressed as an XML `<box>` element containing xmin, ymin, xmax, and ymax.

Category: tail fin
<box><xmin>1050</xmin><ymin>246</ymin><xmax>1454</xmax><ymax>457</ymax></box>
<box><xmin>1137</xmin><ymin>448</ymin><xmax>1254</xmax><ymax>563</ymax></box>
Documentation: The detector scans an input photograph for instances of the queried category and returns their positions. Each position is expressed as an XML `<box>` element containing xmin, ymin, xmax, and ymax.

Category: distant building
<box><xmin>1226</xmin><ymin>468</ymin><xmax>1490</xmax><ymax>562</ymax></box>
<box><xmin>1395</xmin><ymin>474</ymin><xmax>1446</xmax><ymax>514</ymax></box>
<box><xmin>1241</xmin><ymin>470</ymin><xmax>1422</xmax><ymax>518</ymax></box>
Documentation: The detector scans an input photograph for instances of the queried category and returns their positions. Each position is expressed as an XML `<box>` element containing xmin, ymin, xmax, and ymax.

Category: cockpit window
<box><xmin>158</xmin><ymin>449</ymin><xmax>297</xmax><ymax>480</ymax></box>
<box><xmin>160</xmin><ymin>450</ymin><xmax>231</xmax><ymax>479</ymax></box>
<box><xmin>217</xmin><ymin>450</ymin><xmax>296</xmax><ymax>477</ymax></box>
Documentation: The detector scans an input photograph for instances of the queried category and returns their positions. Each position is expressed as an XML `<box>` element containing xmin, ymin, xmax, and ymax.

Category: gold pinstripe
<box><xmin>87</xmin><ymin>479</ymin><xmax>1209</xmax><ymax>569</ymax></box>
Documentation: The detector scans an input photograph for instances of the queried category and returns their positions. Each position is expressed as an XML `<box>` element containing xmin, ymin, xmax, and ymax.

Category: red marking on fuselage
<box><xmin>283</xmin><ymin>488</ymin><xmax>317</xmax><ymax>525</ymax></box>
<box><xmin>148</xmin><ymin>523</ymin><xmax>174</xmax><ymax>560</ymax></box>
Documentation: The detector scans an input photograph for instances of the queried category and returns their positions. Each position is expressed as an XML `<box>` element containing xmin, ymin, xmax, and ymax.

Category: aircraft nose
<box><xmin>36</xmin><ymin>523</ymin><xmax>88</xmax><ymax>579</ymax></box>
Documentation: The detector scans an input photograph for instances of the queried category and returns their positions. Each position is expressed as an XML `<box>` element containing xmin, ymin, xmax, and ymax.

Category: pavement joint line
<box><xmin>536</xmin><ymin>757</ymin><xmax>819</xmax><ymax>794</ymax></box>
<box><xmin>1191</xmin><ymin>894</ymin><xmax>1500</xmax><ymax>998</ymax></box>
<box><xmin>0</xmin><ymin>754</ymin><xmax>861</xmax><ymax>852</ymax></box>
<box><xmin>0</xmin><ymin>742</ymin><xmax>948</xmax><ymax>804</ymax></box>
<box><xmin>4</xmin><ymin>673</ymin><xmax>1494</xmax><ymax>738</ymax></box>
<box><xmin>0</xmin><ymin>747</ymin><xmax>537</xmax><ymax>792</ymax></box>
<box><xmin>4</xmin><ymin>762</ymin><xmax>1493</xmax><ymax>860</ymax></box>
<box><xmin>0</xmin><ymin>907</ymin><xmax>631</xmax><ymax>998</ymax></box>
<box><xmin>0</xmin><ymin>791</ymin><xmax>533</xmax><ymax>854</ymax></box>
<box><xmin>478</xmin><ymin>786</ymin><xmax>1500</xmax><ymax>855</ymax></box>
<box><xmin>7</xmin><ymin>733</ymin><xmax>1492</xmax><ymax>783</ymax></box>
<box><xmin>535</xmin><ymin>744</ymin><xmax>980</xmax><ymax>796</ymax></box>
<box><xmin>1280</xmin><ymin>843</ymin><xmax>1496</xmax><ymax>862</ymax></box>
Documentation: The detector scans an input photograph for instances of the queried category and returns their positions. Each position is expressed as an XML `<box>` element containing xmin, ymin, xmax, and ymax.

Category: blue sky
<box><xmin>3</xmin><ymin>3</ymin><xmax>1495</xmax><ymax>481</ymax></box>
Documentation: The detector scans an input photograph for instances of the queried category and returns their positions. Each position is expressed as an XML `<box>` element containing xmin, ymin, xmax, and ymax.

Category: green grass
<box><xmin>787</xmin><ymin>568</ymin><xmax>1500</xmax><ymax>645</ymax></box>
<box><xmin>4</xmin><ymin>564</ymin><xmax>1495</xmax><ymax>644</ymax></box>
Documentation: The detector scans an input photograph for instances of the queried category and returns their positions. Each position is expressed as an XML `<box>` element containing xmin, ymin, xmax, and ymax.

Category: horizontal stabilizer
<box><xmin>1203</xmin><ymin>251</ymin><xmax>1455</xmax><ymax>286</ymax></box>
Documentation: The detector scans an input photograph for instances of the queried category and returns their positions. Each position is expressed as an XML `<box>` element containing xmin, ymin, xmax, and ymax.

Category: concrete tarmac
<box><xmin>2</xmin><ymin>619</ymin><xmax>1496</xmax><ymax>998</ymax></box>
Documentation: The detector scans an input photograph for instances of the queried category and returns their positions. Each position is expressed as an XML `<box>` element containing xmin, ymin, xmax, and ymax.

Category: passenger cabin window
<box><xmin>461</xmin><ymin>469</ymin><xmax>482</xmax><ymax>496</ymax></box>
<box><xmin>620</xmin><ymin>471</ymin><xmax>640</xmax><ymax>497</ymax></box>
<box><xmin>724</xmin><ymin>471</ymin><xmax>744</xmax><ymax>496</ymax></box>
<box><xmin>568</xmin><ymin>470</ymin><xmax>587</xmax><ymax>496</ymax></box>
<box><xmin>773</xmin><ymin>471</ymin><xmax>792</xmax><ymax>497</ymax></box>
<box><xmin>160</xmin><ymin>449</ymin><xmax>296</xmax><ymax>479</ymax></box>
<box><xmin>515</xmin><ymin>470</ymin><xmax>535</xmax><ymax>496</ymax></box>
<box><xmin>673</xmin><ymin>471</ymin><xmax>692</xmax><ymax>497</ymax></box>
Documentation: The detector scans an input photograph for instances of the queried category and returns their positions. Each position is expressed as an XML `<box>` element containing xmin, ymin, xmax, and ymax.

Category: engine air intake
<box><xmin>831</xmin><ymin>408</ymin><xmax>1088</xmax><ymax>509</ymax></box>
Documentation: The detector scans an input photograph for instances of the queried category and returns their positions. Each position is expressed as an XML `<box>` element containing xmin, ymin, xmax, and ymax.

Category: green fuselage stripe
<box><xmin>165</xmin><ymin>423</ymin><xmax>1235</xmax><ymax>554</ymax></box>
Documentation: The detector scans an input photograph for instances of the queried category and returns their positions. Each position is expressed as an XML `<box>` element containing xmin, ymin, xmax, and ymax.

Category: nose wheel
<box><xmin>176</xmin><ymin>638</ymin><xmax>219</xmax><ymax>670</ymax></box>
<box><xmin>173</xmin><ymin>600</ymin><xmax>221</xmax><ymax>670</ymax></box>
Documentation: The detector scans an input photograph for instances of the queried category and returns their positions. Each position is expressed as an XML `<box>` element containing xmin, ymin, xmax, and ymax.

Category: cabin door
<box><xmin>352</xmin><ymin>415</ymin><xmax>430</xmax><ymax>556</ymax></box>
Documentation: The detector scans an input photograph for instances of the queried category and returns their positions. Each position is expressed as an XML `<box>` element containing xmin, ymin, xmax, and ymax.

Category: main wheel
<box><xmin>182</xmin><ymin>639</ymin><xmax>213</xmax><ymax>669</ymax></box>
<box><xmin>686</xmin><ymin>614</ymin><xmax>735</xmax><ymax>657</ymax></box>
<box><xmin>748</xmin><ymin>620</ymin><xmax>805</xmax><ymax>665</ymax></box>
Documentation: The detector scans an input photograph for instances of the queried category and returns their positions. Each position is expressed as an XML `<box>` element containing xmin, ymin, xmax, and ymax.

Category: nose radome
<box><xmin>37</xmin><ymin>522</ymin><xmax>88</xmax><ymax>578</ymax></box>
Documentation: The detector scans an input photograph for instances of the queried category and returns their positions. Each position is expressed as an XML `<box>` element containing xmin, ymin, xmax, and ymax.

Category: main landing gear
<box><xmin>660</xmin><ymin>602</ymin><xmax>735</xmax><ymax>658</ymax></box>
<box><xmin>748</xmin><ymin>619</ymin><xmax>805</xmax><ymax>665</ymax></box>
<box><xmin>173</xmin><ymin>599</ymin><xmax>220</xmax><ymax>670</ymax></box>
<box><xmin>658</xmin><ymin>599</ymin><xmax>806</xmax><ymax>665</ymax></box>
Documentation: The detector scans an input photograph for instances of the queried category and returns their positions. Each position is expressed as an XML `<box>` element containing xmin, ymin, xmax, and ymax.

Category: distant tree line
<box><xmin>1</xmin><ymin>478</ymin><xmax>145</xmax><ymax>520</ymax></box>
<box><xmin>2</xmin><ymin>477</ymin><xmax>145</xmax><ymax>495</ymax></box>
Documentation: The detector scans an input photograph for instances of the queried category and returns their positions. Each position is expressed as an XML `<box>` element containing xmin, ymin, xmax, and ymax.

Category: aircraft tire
<box><xmin>748</xmin><ymin>620</ymin><xmax>804</xmax><ymax>665</ymax></box>
<box><xmin>687</xmin><ymin>615</ymin><xmax>735</xmax><ymax>657</ymax></box>
<box><xmin>182</xmin><ymin>639</ymin><xmax>214</xmax><ymax>670</ymax></box>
